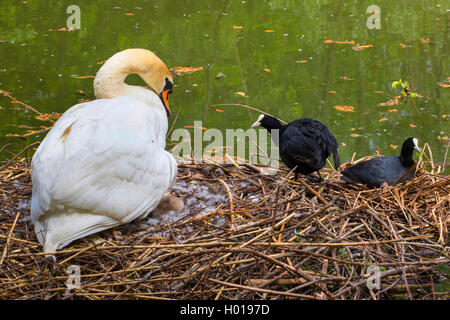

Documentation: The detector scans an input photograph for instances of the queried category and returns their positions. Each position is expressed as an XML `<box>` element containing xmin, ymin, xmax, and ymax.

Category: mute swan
<box><xmin>31</xmin><ymin>48</ymin><xmax>178</xmax><ymax>253</ymax></box>
<box><xmin>341</xmin><ymin>137</ymin><xmax>420</xmax><ymax>188</ymax></box>
<box><xmin>251</xmin><ymin>114</ymin><xmax>340</xmax><ymax>179</ymax></box>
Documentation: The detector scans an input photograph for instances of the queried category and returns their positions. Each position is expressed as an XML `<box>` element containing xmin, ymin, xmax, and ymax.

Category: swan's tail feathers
<box><xmin>35</xmin><ymin>212</ymin><xmax>120</xmax><ymax>253</ymax></box>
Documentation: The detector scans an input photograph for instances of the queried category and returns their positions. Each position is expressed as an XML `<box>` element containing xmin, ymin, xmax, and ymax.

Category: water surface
<box><xmin>0</xmin><ymin>0</ymin><xmax>448</xmax><ymax>166</ymax></box>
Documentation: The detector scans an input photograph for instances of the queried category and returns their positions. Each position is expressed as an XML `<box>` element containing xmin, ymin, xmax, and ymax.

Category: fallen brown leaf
<box><xmin>352</xmin><ymin>44</ymin><xmax>373</xmax><ymax>51</ymax></box>
<box><xmin>72</xmin><ymin>75</ymin><xmax>95</xmax><ymax>79</ymax></box>
<box><xmin>171</xmin><ymin>66</ymin><xmax>203</xmax><ymax>76</ymax></box>
<box><xmin>184</xmin><ymin>125</ymin><xmax>207</xmax><ymax>130</ymax></box>
<box><xmin>334</xmin><ymin>105</ymin><xmax>354</xmax><ymax>112</ymax></box>
<box><xmin>378</xmin><ymin>96</ymin><xmax>401</xmax><ymax>107</ymax></box>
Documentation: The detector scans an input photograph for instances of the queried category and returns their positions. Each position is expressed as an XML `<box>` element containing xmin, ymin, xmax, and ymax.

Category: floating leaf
<box><xmin>171</xmin><ymin>66</ymin><xmax>203</xmax><ymax>76</ymax></box>
<box><xmin>352</xmin><ymin>44</ymin><xmax>373</xmax><ymax>51</ymax></box>
<box><xmin>334</xmin><ymin>105</ymin><xmax>354</xmax><ymax>112</ymax></box>
<box><xmin>335</xmin><ymin>40</ymin><xmax>355</xmax><ymax>44</ymax></box>
<box><xmin>323</xmin><ymin>40</ymin><xmax>355</xmax><ymax>44</ymax></box>
<box><xmin>72</xmin><ymin>75</ymin><xmax>95</xmax><ymax>79</ymax></box>
<box><xmin>378</xmin><ymin>96</ymin><xmax>401</xmax><ymax>107</ymax></box>
<box><xmin>184</xmin><ymin>125</ymin><xmax>207</xmax><ymax>130</ymax></box>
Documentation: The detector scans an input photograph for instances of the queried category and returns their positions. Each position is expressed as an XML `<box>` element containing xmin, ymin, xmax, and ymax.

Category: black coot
<box><xmin>341</xmin><ymin>137</ymin><xmax>420</xmax><ymax>188</ymax></box>
<box><xmin>251</xmin><ymin>114</ymin><xmax>340</xmax><ymax>178</ymax></box>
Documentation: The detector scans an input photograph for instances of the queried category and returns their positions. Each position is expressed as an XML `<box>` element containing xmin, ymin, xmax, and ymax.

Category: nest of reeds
<box><xmin>0</xmin><ymin>154</ymin><xmax>449</xmax><ymax>300</ymax></box>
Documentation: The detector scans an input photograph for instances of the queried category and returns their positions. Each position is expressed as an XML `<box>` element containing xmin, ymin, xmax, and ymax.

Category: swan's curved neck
<box><xmin>93</xmin><ymin>49</ymin><xmax>167</xmax><ymax>105</ymax></box>
<box><xmin>94</xmin><ymin>65</ymin><xmax>129</xmax><ymax>99</ymax></box>
<box><xmin>92</xmin><ymin>49</ymin><xmax>173</xmax><ymax>123</ymax></box>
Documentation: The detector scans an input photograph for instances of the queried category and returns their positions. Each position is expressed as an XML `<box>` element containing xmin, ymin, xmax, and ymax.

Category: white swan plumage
<box><xmin>31</xmin><ymin>48</ymin><xmax>177</xmax><ymax>253</ymax></box>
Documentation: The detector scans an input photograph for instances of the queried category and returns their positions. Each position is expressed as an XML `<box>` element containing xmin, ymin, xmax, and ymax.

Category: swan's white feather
<box><xmin>31</xmin><ymin>95</ymin><xmax>177</xmax><ymax>252</ymax></box>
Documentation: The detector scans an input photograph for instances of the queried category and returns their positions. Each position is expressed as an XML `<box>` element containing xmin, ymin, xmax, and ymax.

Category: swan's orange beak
<box><xmin>159</xmin><ymin>89</ymin><xmax>171</xmax><ymax>117</ymax></box>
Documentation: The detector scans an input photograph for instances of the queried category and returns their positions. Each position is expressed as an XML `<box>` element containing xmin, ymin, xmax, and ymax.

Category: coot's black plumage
<box><xmin>341</xmin><ymin>137</ymin><xmax>420</xmax><ymax>188</ymax></box>
<box><xmin>251</xmin><ymin>114</ymin><xmax>340</xmax><ymax>177</ymax></box>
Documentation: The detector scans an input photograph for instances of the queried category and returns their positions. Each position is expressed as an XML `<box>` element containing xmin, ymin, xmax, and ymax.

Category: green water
<box><xmin>0</xmin><ymin>0</ymin><xmax>448</xmax><ymax>298</ymax></box>
<box><xmin>0</xmin><ymin>0</ymin><xmax>449</xmax><ymax>166</ymax></box>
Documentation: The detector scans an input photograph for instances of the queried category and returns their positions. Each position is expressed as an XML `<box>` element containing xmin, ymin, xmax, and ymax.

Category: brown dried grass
<box><xmin>0</xmin><ymin>149</ymin><xmax>448</xmax><ymax>300</ymax></box>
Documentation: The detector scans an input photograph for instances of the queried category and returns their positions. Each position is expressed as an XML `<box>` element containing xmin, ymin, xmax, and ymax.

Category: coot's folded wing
<box><xmin>281</xmin><ymin>125</ymin><xmax>325</xmax><ymax>171</ymax></box>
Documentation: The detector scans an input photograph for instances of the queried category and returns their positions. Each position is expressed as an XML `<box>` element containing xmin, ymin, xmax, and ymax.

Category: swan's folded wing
<box><xmin>32</xmin><ymin>97</ymin><xmax>177</xmax><ymax>231</ymax></box>
<box><xmin>31</xmin><ymin>100</ymin><xmax>101</xmax><ymax>221</ymax></box>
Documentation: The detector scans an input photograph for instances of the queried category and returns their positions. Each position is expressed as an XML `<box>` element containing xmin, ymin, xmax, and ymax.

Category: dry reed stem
<box><xmin>0</xmin><ymin>146</ymin><xmax>448</xmax><ymax>300</ymax></box>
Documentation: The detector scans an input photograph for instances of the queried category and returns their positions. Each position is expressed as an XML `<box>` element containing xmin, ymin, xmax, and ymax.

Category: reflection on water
<box><xmin>0</xmin><ymin>0</ymin><xmax>448</xmax><ymax>167</ymax></box>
